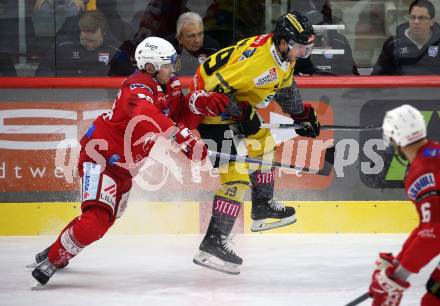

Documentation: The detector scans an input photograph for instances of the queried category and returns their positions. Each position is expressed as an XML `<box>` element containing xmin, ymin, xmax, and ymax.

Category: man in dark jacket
<box><xmin>372</xmin><ymin>0</ymin><xmax>440</xmax><ymax>75</ymax></box>
<box><xmin>36</xmin><ymin>10</ymin><xmax>121</xmax><ymax>76</ymax></box>
<box><xmin>169</xmin><ymin>12</ymin><xmax>219</xmax><ymax>76</ymax></box>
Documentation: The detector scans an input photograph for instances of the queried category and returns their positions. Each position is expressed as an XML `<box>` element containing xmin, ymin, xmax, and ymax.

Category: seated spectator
<box><xmin>372</xmin><ymin>0</ymin><xmax>440</xmax><ymax>75</ymax></box>
<box><xmin>294</xmin><ymin>2</ymin><xmax>359</xmax><ymax>75</ymax></box>
<box><xmin>55</xmin><ymin>0</ymin><xmax>132</xmax><ymax>44</ymax></box>
<box><xmin>35</xmin><ymin>10</ymin><xmax>122</xmax><ymax>76</ymax></box>
<box><xmin>169</xmin><ymin>12</ymin><xmax>219</xmax><ymax>76</ymax></box>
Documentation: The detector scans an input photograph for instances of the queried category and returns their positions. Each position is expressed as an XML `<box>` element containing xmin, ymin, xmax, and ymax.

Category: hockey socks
<box><xmin>32</xmin><ymin>206</ymin><xmax>114</xmax><ymax>285</ymax></box>
<box><xmin>193</xmin><ymin>195</ymin><xmax>242</xmax><ymax>274</ymax></box>
<box><xmin>250</xmin><ymin>168</ymin><xmax>296</xmax><ymax>232</ymax></box>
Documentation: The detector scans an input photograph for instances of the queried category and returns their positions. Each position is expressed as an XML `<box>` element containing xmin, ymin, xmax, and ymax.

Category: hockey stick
<box><xmin>260</xmin><ymin>123</ymin><xmax>382</xmax><ymax>131</ymax></box>
<box><xmin>207</xmin><ymin>146</ymin><xmax>335</xmax><ymax>176</ymax></box>
<box><xmin>344</xmin><ymin>292</ymin><xmax>370</xmax><ymax>306</ymax></box>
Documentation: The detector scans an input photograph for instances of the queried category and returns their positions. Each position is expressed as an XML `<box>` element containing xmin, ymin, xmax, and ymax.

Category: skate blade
<box><xmin>31</xmin><ymin>280</ymin><xmax>46</xmax><ymax>290</ymax></box>
<box><xmin>26</xmin><ymin>262</ymin><xmax>38</xmax><ymax>269</ymax></box>
<box><xmin>193</xmin><ymin>251</ymin><xmax>240</xmax><ymax>275</ymax></box>
<box><xmin>251</xmin><ymin>215</ymin><xmax>297</xmax><ymax>232</ymax></box>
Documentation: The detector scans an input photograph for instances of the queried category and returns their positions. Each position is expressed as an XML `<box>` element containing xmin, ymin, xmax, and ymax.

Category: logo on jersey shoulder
<box><xmin>407</xmin><ymin>173</ymin><xmax>435</xmax><ymax>200</ymax></box>
<box><xmin>428</xmin><ymin>46</ymin><xmax>438</xmax><ymax>57</ymax></box>
<box><xmin>251</xmin><ymin>34</ymin><xmax>270</xmax><ymax>47</ymax></box>
<box><xmin>423</xmin><ymin>147</ymin><xmax>440</xmax><ymax>157</ymax></box>
<box><xmin>136</xmin><ymin>93</ymin><xmax>154</xmax><ymax>103</ymax></box>
<box><xmin>130</xmin><ymin>83</ymin><xmax>153</xmax><ymax>93</ymax></box>
<box><xmin>254</xmin><ymin>67</ymin><xmax>278</xmax><ymax>87</ymax></box>
<box><xmin>238</xmin><ymin>48</ymin><xmax>256</xmax><ymax>62</ymax></box>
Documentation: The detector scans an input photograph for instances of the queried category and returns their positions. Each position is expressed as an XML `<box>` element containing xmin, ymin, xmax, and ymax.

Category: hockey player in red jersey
<box><xmin>368</xmin><ymin>104</ymin><xmax>440</xmax><ymax>306</ymax></box>
<box><xmin>29</xmin><ymin>36</ymin><xmax>220</xmax><ymax>286</ymax></box>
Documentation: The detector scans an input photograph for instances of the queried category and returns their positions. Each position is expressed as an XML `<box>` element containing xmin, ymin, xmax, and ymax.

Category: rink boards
<box><xmin>0</xmin><ymin>201</ymin><xmax>417</xmax><ymax>235</ymax></box>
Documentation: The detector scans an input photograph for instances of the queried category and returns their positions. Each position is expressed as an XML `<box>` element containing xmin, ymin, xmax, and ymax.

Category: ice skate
<box><xmin>27</xmin><ymin>247</ymin><xmax>68</xmax><ymax>269</ymax></box>
<box><xmin>251</xmin><ymin>199</ymin><xmax>296</xmax><ymax>232</ymax></box>
<box><xmin>31</xmin><ymin>258</ymin><xmax>57</xmax><ymax>286</ymax></box>
<box><xmin>193</xmin><ymin>232</ymin><xmax>242</xmax><ymax>275</ymax></box>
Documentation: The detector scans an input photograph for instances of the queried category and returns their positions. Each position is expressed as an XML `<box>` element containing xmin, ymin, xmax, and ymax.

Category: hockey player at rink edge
<box><xmin>187</xmin><ymin>10</ymin><xmax>320</xmax><ymax>275</ymax></box>
<box><xmin>28</xmin><ymin>36</ymin><xmax>223</xmax><ymax>286</ymax></box>
<box><xmin>368</xmin><ymin>105</ymin><xmax>440</xmax><ymax>306</ymax></box>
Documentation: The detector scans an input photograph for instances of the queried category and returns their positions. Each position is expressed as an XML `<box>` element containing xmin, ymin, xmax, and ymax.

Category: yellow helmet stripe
<box><xmin>286</xmin><ymin>13</ymin><xmax>304</xmax><ymax>33</ymax></box>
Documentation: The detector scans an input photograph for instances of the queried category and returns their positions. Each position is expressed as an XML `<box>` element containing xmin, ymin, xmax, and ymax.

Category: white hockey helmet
<box><xmin>135</xmin><ymin>36</ymin><xmax>177</xmax><ymax>71</ymax></box>
<box><xmin>382</xmin><ymin>104</ymin><xmax>426</xmax><ymax>147</ymax></box>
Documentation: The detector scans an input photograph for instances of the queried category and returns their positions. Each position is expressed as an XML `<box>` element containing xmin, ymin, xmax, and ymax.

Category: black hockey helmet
<box><xmin>273</xmin><ymin>10</ymin><xmax>316</xmax><ymax>46</ymax></box>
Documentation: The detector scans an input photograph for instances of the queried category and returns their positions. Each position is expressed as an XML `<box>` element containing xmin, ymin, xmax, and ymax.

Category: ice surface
<box><xmin>0</xmin><ymin>234</ymin><xmax>438</xmax><ymax>306</ymax></box>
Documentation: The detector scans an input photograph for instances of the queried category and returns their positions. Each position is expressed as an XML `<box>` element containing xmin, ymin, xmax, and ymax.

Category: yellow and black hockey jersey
<box><xmin>192</xmin><ymin>34</ymin><xmax>295</xmax><ymax>112</ymax></box>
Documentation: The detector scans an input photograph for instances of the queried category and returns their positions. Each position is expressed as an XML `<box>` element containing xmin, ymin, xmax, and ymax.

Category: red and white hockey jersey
<box><xmin>79</xmin><ymin>71</ymin><xmax>179</xmax><ymax>178</ymax></box>
<box><xmin>397</xmin><ymin>140</ymin><xmax>440</xmax><ymax>273</ymax></box>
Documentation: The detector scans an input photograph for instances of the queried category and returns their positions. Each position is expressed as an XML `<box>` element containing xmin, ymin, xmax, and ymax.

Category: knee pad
<box><xmin>217</xmin><ymin>162</ymin><xmax>250</xmax><ymax>203</ymax></box>
<box><xmin>245</xmin><ymin>129</ymin><xmax>276</xmax><ymax>167</ymax></box>
<box><xmin>72</xmin><ymin>206</ymin><xmax>113</xmax><ymax>246</ymax></box>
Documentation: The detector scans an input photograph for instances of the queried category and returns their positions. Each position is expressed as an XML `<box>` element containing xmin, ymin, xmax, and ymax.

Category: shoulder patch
<box><xmin>129</xmin><ymin>83</ymin><xmax>153</xmax><ymax>93</ymax></box>
<box><xmin>251</xmin><ymin>34</ymin><xmax>271</xmax><ymax>47</ymax></box>
<box><xmin>407</xmin><ymin>173</ymin><xmax>436</xmax><ymax>200</ymax></box>
<box><xmin>423</xmin><ymin>147</ymin><xmax>440</xmax><ymax>157</ymax></box>
<box><xmin>238</xmin><ymin>48</ymin><xmax>256</xmax><ymax>62</ymax></box>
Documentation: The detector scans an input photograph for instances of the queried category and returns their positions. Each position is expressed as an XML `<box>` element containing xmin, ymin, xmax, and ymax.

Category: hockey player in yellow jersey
<box><xmin>188</xmin><ymin>10</ymin><xmax>321</xmax><ymax>275</ymax></box>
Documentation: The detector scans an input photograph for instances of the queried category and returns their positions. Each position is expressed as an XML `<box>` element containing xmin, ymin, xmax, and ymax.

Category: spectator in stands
<box><xmin>169</xmin><ymin>12</ymin><xmax>219</xmax><ymax>76</ymax></box>
<box><xmin>293</xmin><ymin>1</ymin><xmax>359</xmax><ymax>75</ymax></box>
<box><xmin>55</xmin><ymin>0</ymin><xmax>132</xmax><ymax>44</ymax></box>
<box><xmin>35</xmin><ymin>10</ymin><xmax>122</xmax><ymax>76</ymax></box>
<box><xmin>372</xmin><ymin>0</ymin><xmax>440</xmax><ymax>75</ymax></box>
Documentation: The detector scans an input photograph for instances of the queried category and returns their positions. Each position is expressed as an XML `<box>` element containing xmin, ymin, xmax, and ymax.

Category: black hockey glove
<box><xmin>290</xmin><ymin>103</ymin><xmax>320</xmax><ymax>138</ymax></box>
<box><xmin>236</xmin><ymin>102</ymin><xmax>261</xmax><ymax>137</ymax></box>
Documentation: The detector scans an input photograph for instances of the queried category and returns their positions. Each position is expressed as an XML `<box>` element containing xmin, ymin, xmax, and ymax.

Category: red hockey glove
<box><xmin>374</xmin><ymin>252</ymin><xmax>397</xmax><ymax>271</ymax></box>
<box><xmin>173</xmin><ymin>123</ymin><xmax>207</xmax><ymax>162</ymax></box>
<box><xmin>369</xmin><ymin>263</ymin><xmax>410</xmax><ymax>306</ymax></box>
<box><xmin>290</xmin><ymin>103</ymin><xmax>320</xmax><ymax>138</ymax></box>
<box><xmin>188</xmin><ymin>90</ymin><xmax>230</xmax><ymax>117</ymax></box>
<box><xmin>164</xmin><ymin>76</ymin><xmax>183</xmax><ymax>112</ymax></box>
